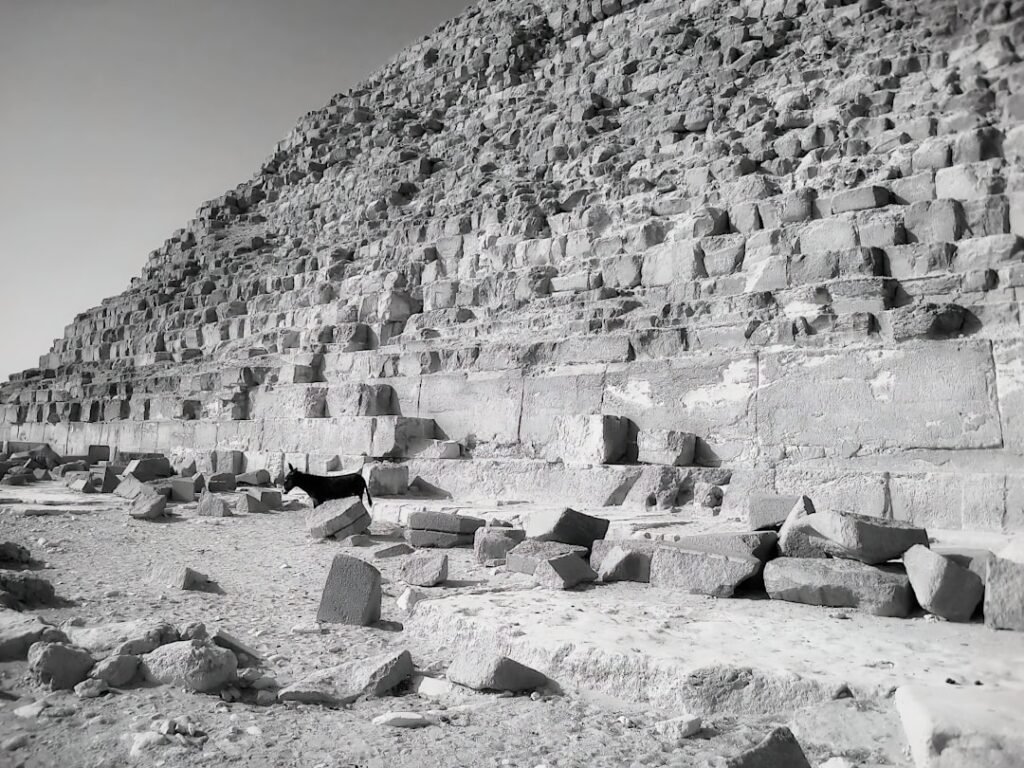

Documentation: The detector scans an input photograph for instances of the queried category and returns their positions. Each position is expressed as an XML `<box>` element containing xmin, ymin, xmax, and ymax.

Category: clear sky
<box><xmin>0</xmin><ymin>0</ymin><xmax>470</xmax><ymax>380</ymax></box>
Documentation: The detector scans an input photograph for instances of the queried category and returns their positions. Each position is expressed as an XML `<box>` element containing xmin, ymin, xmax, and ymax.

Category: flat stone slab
<box><xmin>406</xmin><ymin>584</ymin><xmax>1024</xmax><ymax>717</ymax></box>
<box><xmin>896</xmin><ymin>684</ymin><xmax>1024</xmax><ymax>768</ymax></box>
<box><xmin>407</xmin><ymin>510</ymin><xmax>484</xmax><ymax>534</ymax></box>
<box><xmin>764</xmin><ymin>559</ymin><xmax>914</xmax><ymax>617</ymax></box>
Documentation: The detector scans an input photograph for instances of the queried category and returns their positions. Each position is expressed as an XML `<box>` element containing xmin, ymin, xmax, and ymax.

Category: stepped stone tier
<box><xmin>3</xmin><ymin>0</ymin><xmax>1024</xmax><ymax>531</ymax></box>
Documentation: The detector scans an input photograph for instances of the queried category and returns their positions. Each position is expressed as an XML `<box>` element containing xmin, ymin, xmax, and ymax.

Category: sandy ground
<box><xmin>0</xmin><ymin>482</ymin><xmax>967</xmax><ymax>767</ymax></box>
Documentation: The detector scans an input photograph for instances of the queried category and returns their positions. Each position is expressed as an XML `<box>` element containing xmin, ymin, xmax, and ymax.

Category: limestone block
<box><xmin>505</xmin><ymin>540</ymin><xmax>589</xmax><ymax>576</ymax></box>
<box><xmin>359</xmin><ymin>461</ymin><xmax>406</xmax><ymax>497</ymax></box>
<box><xmin>640</xmin><ymin>239</ymin><xmax>706</xmax><ymax>286</ymax></box>
<box><xmin>316</xmin><ymin>554</ymin><xmax>381</xmax><ymax>625</ymax></box>
<box><xmin>306</xmin><ymin>497</ymin><xmax>370</xmax><ymax>539</ymax></box>
<box><xmin>601</xmin><ymin>254</ymin><xmax>643</xmax><ymax>289</ymax></box>
<box><xmin>326</xmin><ymin>383</ymin><xmax>396</xmax><ymax>417</ymax></box>
<box><xmin>757</xmin><ymin>343</ymin><xmax>1001</xmax><ymax>452</ymax></box>
<box><xmin>403</xmin><ymin>530</ymin><xmax>474</xmax><ymax>548</ymax></box>
<box><xmin>370</xmin><ymin>416</ymin><xmax>435</xmax><ymax>459</ymax></box>
<box><xmin>903</xmin><ymin>545</ymin><xmax>983</xmax><ymax>622</ymax></box>
<box><xmin>649</xmin><ymin>548</ymin><xmax>761</xmax><ymax>597</ymax></box>
<box><xmin>534</xmin><ymin>553</ymin><xmax>598</xmax><ymax>589</ymax></box>
<box><xmin>637</xmin><ymin>429</ymin><xmax>695</xmax><ymax>466</ymax></box>
<box><xmin>546</xmin><ymin>415</ymin><xmax>630</xmax><ymax>465</ymax></box>
<box><xmin>830</xmin><ymin>186</ymin><xmax>889</xmax><ymax>214</ymax></box>
<box><xmin>447</xmin><ymin>654</ymin><xmax>547</xmax><ymax>693</ymax></box>
<box><xmin>401</xmin><ymin>552</ymin><xmax>448</xmax><ymax>587</ymax></box>
<box><xmin>407</xmin><ymin>511</ymin><xmax>484</xmax><ymax>534</ymax></box>
<box><xmin>473</xmin><ymin>527</ymin><xmax>526</xmax><ymax>565</ymax></box>
<box><xmin>418</xmin><ymin>371</ymin><xmax>523</xmax><ymax>447</ymax></box>
<box><xmin>725</xmin><ymin>727</ymin><xmax>811</xmax><ymax>768</ymax></box>
<box><xmin>798</xmin><ymin>217</ymin><xmax>858</xmax><ymax>254</ymax></box>
<box><xmin>748</xmin><ymin>494</ymin><xmax>801</xmax><ymax>530</ymax></box>
<box><xmin>763</xmin><ymin>559</ymin><xmax>913</xmax><ymax>617</ymax></box>
<box><xmin>278</xmin><ymin>650</ymin><xmax>412</xmax><ymax>707</ymax></box>
<box><xmin>520</xmin><ymin>370</ymin><xmax>604</xmax><ymax>452</ymax></box>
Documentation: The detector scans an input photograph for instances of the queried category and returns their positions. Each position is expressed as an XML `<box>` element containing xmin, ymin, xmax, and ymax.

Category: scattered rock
<box><xmin>401</xmin><ymin>552</ymin><xmax>448</xmax><ymax>587</ymax></box>
<box><xmin>0</xmin><ymin>613</ymin><xmax>66</xmax><ymax>661</ymax></box>
<box><xmin>652</xmin><ymin>714</ymin><xmax>702</xmax><ymax>743</ymax></box>
<box><xmin>649</xmin><ymin>548</ymin><xmax>761</xmax><ymax>597</ymax></box>
<box><xmin>447</xmin><ymin>654</ymin><xmax>547</xmax><ymax>692</ymax></box>
<box><xmin>506</xmin><ymin>540</ymin><xmax>589</xmax><ymax>576</ymax></box>
<box><xmin>316</xmin><ymin>554</ymin><xmax>382</xmax><ymax>625</ymax></box>
<box><xmin>0</xmin><ymin>570</ymin><xmax>56</xmax><ymax>608</ymax></box>
<box><xmin>74</xmin><ymin>678</ymin><xmax>109</xmax><ymax>698</ymax></box>
<box><xmin>904</xmin><ymin>545</ymin><xmax>984</xmax><ymax>622</ymax></box>
<box><xmin>374</xmin><ymin>543</ymin><xmax>414</xmax><ymax>559</ymax></box>
<box><xmin>725</xmin><ymin>726</ymin><xmax>812</xmax><ymax>768</ymax></box>
<box><xmin>141</xmin><ymin>639</ymin><xmax>238</xmax><ymax>692</ymax></box>
<box><xmin>211</xmin><ymin>628</ymin><xmax>262</xmax><ymax>662</ymax></box>
<box><xmin>307</xmin><ymin>497</ymin><xmax>370</xmax><ymax>539</ymax></box>
<box><xmin>28</xmin><ymin>641</ymin><xmax>95</xmax><ymax>689</ymax></box>
<box><xmin>66</xmin><ymin>620</ymin><xmax>179</xmax><ymax>656</ymax></box>
<box><xmin>524</xmin><ymin>507</ymin><xmax>610</xmax><ymax>549</ymax></box>
<box><xmin>397</xmin><ymin>587</ymin><xmax>424</xmax><ymax>615</ymax></box>
<box><xmin>598</xmin><ymin>546</ymin><xmax>651</xmax><ymax>583</ymax></box>
<box><xmin>91</xmin><ymin>654</ymin><xmax>140</xmax><ymax>686</ymax></box>
<box><xmin>278</xmin><ymin>649</ymin><xmax>413</xmax><ymax>707</ymax></box>
<box><xmin>534</xmin><ymin>553</ymin><xmax>597</xmax><ymax>589</ymax></box>
<box><xmin>151</xmin><ymin>564</ymin><xmax>209</xmax><ymax>591</ymax></box>
<box><xmin>197</xmin><ymin>491</ymin><xmax>233</xmax><ymax>518</ymax></box>
<box><xmin>473</xmin><ymin>527</ymin><xmax>526</xmax><ymax>565</ymax></box>
<box><xmin>0</xmin><ymin>541</ymin><xmax>32</xmax><ymax>565</ymax></box>
<box><xmin>372</xmin><ymin>711</ymin><xmax>435</xmax><ymax>728</ymax></box>
<box><xmin>404</xmin><ymin>529</ymin><xmax>475</xmax><ymax>548</ymax></box>
<box><xmin>764</xmin><ymin>558</ymin><xmax>914</xmax><ymax>617</ymax></box>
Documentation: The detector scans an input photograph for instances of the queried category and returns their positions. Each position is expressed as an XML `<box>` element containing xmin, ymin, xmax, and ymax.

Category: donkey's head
<box><xmin>282</xmin><ymin>463</ymin><xmax>300</xmax><ymax>493</ymax></box>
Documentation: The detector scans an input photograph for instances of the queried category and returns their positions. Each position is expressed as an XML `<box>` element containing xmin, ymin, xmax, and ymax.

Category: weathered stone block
<box><xmin>316</xmin><ymin>554</ymin><xmax>381</xmax><ymax>625</ymax></box>
<box><xmin>649</xmin><ymin>548</ymin><xmax>761</xmax><ymax>597</ymax></box>
<box><xmin>546</xmin><ymin>415</ymin><xmax>630</xmax><ymax>465</ymax></box>
<box><xmin>903</xmin><ymin>545</ymin><xmax>983</xmax><ymax>622</ymax></box>
<box><xmin>637</xmin><ymin>429</ymin><xmax>695</xmax><ymax>466</ymax></box>
<box><xmin>523</xmin><ymin>507</ymin><xmax>609</xmax><ymax>549</ymax></box>
<box><xmin>984</xmin><ymin>556</ymin><xmax>1024</xmax><ymax>631</ymax></box>
<box><xmin>763</xmin><ymin>559</ymin><xmax>913</xmax><ymax>617</ymax></box>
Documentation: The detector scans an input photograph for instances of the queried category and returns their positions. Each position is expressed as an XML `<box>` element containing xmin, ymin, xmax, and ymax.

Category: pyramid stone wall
<box><xmin>3</xmin><ymin>0</ymin><xmax>1024</xmax><ymax>530</ymax></box>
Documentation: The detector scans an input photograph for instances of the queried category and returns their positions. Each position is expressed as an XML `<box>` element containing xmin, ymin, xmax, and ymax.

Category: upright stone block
<box><xmin>316</xmin><ymin>555</ymin><xmax>381</xmax><ymax>626</ymax></box>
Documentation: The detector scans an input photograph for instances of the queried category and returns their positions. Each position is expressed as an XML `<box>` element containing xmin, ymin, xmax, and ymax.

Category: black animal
<box><xmin>282</xmin><ymin>464</ymin><xmax>373</xmax><ymax>508</ymax></box>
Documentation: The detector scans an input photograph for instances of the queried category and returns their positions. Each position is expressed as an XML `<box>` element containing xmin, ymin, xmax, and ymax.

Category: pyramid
<box><xmin>2</xmin><ymin>0</ymin><xmax>1022</xmax><ymax>530</ymax></box>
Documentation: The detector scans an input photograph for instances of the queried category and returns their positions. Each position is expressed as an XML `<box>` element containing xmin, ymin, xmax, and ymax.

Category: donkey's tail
<box><xmin>362</xmin><ymin>476</ymin><xmax>373</xmax><ymax>507</ymax></box>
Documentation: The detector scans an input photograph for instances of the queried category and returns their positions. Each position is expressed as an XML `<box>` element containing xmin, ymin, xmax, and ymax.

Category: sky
<box><xmin>0</xmin><ymin>0</ymin><xmax>470</xmax><ymax>379</ymax></box>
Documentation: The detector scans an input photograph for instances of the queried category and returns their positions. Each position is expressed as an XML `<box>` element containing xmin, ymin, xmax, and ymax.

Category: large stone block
<box><xmin>316</xmin><ymin>554</ymin><xmax>381</xmax><ymax>625</ymax></box>
<box><xmin>307</xmin><ymin>497</ymin><xmax>370</xmax><ymax>539</ymax></box>
<box><xmin>417</xmin><ymin>371</ymin><xmax>523</xmax><ymax>447</ymax></box>
<box><xmin>546</xmin><ymin>415</ymin><xmax>630</xmax><ymax>465</ymax></box>
<box><xmin>519</xmin><ymin>369</ymin><xmax>605</xmax><ymax>454</ymax></box>
<box><xmin>984</xmin><ymin>556</ymin><xmax>1024</xmax><ymax>631</ymax></box>
<box><xmin>637</xmin><ymin>429</ymin><xmax>695</xmax><ymax>466</ymax></box>
<box><xmin>757</xmin><ymin>342</ymin><xmax>1002</xmax><ymax>452</ymax></box>
<box><xmin>764</xmin><ymin>559</ymin><xmax>914</xmax><ymax>617</ymax></box>
<box><xmin>370</xmin><ymin>416</ymin><xmax>435</xmax><ymax>458</ymax></box>
<box><xmin>523</xmin><ymin>507</ymin><xmax>609</xmax><ymax>549</ymax></box>
<box><xmin>813</xmin><ymin>511</ymin><xmax>929</xmax><ymax>565</ymax></box>
<box><xmin>649</xmin><ymin>548</ymin><xmax>761</xmax><ymax>597</ymax></box>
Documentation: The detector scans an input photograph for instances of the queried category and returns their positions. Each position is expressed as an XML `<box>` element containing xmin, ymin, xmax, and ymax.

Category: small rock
<box><xmin>28</xmin><ymin>642</ymin><xmax>95</xmax><ymax>690</ymax></box>
<box><xmin>91</xmin><ymin>654</ymin><xmax>140</xmax><ymax>687</ymax></box>
<box><xmin>74</xmin><ymin>678</ymin><xmax>109</xmax><ymax>698</ymax></box>
<box><xmin>197</xmin><ymin>491</ymin><xmax>233</xmax><ymax>517</ymax></box>
<box><xmin>256</xmin><ymin>689</ymin><xmax>277</xmax><ymax>706</ymax></box>
<box><xmin>652</xmin><ymin>714</ymin><xmax>702</xmax><ymax>743</ymax></box>
<box><xmin>278</xmin><ymin>649</ymin><xmax>413</xmax><ymax>707</ymax></box>
<box><xmin>129</xmin><ymin>731</ymin><xmax>168</xmax><ymax>760</ymax></box>
<box><xmin>473</xmin><ymin>527</ymin><xmax>526</xmax><ymax>565</ymax></box>
<box><xmin>401</xmin><ymin>552</ymin><xmax>448</xmax><ymax>587</ymax></box>
<box><xmin>397</xmin><ymin>587</ymin><xmax>424</xmax><ymax>615</ymax></box>
<box><xmin>447</xmin><ymin>654</ymin><xmax>547</xmax><ymax>693</ymax></box>
<box><xmin>374</xmin><ymin>543</ymin><xmax>415</xmax><ymax>559</ymax></box>
<box><xmin>372</xmin><ymin>711</ymin><xmax>435</xmax><ymax>728</ymax></box>
<box><xmin>523</xmin><ymin>507</ymin><xmax>609</xmax><ymax>549</ymax></box>
<box><xmin>141</xmin><ymin>639</ymin><xmax>237</xmax><ymax>692</ymax></box>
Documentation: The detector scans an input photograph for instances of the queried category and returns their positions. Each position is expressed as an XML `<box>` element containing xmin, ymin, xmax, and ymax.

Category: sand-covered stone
<box><xmin>764</xmin><ymin>559</ymin><xmax>914</xmax><ymax>617</ymax></box>
<box><xmin>316</xmin><ymin>554</ymin><xmax>381</xmax><ymax>625</ymax></box>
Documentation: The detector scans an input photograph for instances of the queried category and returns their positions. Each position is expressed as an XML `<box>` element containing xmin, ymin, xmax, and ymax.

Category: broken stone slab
<box><xmin>813</xmin><ymin>511</ymin><xmax>929</xmax><ymax>565</ymax></box>
<box><xmin>374</xmin><ymin>543</ymin><xmax>414</xmax><ymax>559</ymax></box>
<box><xmin>308</xmin><ymin>497</ymin><xmax>370</xmax><ymax>539</ymax></box>
<box><xmin>169</xmin><ymin>476</ymin><xmax>197</xmax><ymax>502</ymax></box>
<box><xmin>65</xmin><ymin>620</ymin><xmax>179</xmax><ymax>657</ymax></box>
<box><xmin>764</xmin><ymin>559</ymin><xmax>914</xmax><ymax>617</ymax></box>
<box><xmin>534</xmin><ymin>553</ymin><xmax>598</xmax><ymax>589</ymax></box>
<box><xmin>407</xmin><ymin>511</ymin><xmax>485</xmax><ymax>534</ymax></box>
<box><xmin>0</xmin><ymin>614</ymin><xmax>66</xmax><ymax>661</ymax></box>
<box><xmin>123</xmin><ymin>457</ymin><xmax>172</xmax><ymax>482</ymax></box>
<box><xmin>623</xmin><ymin>466</ymin><xmax>692</xmax><ymax>510</ymax></box>
<box><xmin>473</xmin><ymin>527</ymin><xmax>526</xmax><ymax>565</ymax></box>
<box><xmin>903</xmin><ymin>545</ymin><xmax>983</xmax><ymax>622</ymax></box>
<box><xmin>637</xmin><ymin>429</ymin><xmax>696</xmax><ymax>466</ymax></box>
<box><xmin>28</xmin><ymin>641</ymin><xmax>95</xmax><ymax>690</ymax></box>
<box><xmin>207</xmin><ymin>472</ymin><xmax>236</xmax><ymax>492</ymax></box>
<box><xmin>724</xmin><ymin>726</ymin><xmax>812</xmax><ymax>768</ymax></box>
<box><xmin>506</xmin><ymin>540</ymin><xmax>589</xmax><ymax>576</ymax></box>
<box><xmin>401</xmin><ymin>552</ymin><xmax>448</xmax><ymax>587</ymax></box>
<box><xmin>748</xmin><ymin>494</ymin><xmax>802</xmax><ymax>530</ymax></box>
<box><xmin>778</xmin><ymin>497</ymin><xmax>842</xmax><ymax>558</ymax></box>
<box><xmin>67</xmin><ymin>476</ymin><xmax>97</xmax><ymax>494</ymax></box>
<box><xmin>598</xmin><ymin>546</ymin><xmax>651</xmax><ymax>583</ymax></box>
<box><xmin>316</xmin><ymin>554</ymin><xmax>381</xmax><ymax>625</ymax></box>
<box><xmin>278</xmin><ymin>649</ymin><xmax>413</xmax><ymax>707</ymax></box>
<box><xmin>98</xmin><ymin>467</ymin><xmax>120</xmax><ymax>493</ymax></box>
<box><xmin>235</xmin><ymin>469</ymin><xmax>271</xmax><ymax>487</ymax></box>
<box><xmin>663</xmin><ymin>532</ymin><xmax>779</xmax><ymax>562</ymax></box>
<box><xmin>404</xmin><ymin>529</ymin><xmax>475</xmax><ymax>548</ymax></box>
<box><xmin>523</xmin><ymin>507</ymin><xmax>609</xmax><ymax>549</ymax></box>
<box><xmin>651</xmin><ymin>714</ymin><xmax>702</xmax><ymax>743</ymax></box>
<box><xmin>984</xmin><ymin>556</ymin><xmax>1024</xmax><ymax>631</ymax></box>
<box><xmin>211</xmin><ymin>629</ymin><xmax>262</xmax><ymax>662</ymax></box>
<box><xmin>446</xmin><ymin>653</ymin><xmax>547</xmax><ymax>693</ymax></box>
<box><xmin>895</xmin><ymin>684</ymin><xmax>1024</xmax><ymax>768</ymax></box>
<box><xmin>150</xmin><ymin>565</ymin><xmax>209</xmax><ymax>591</ymax></box>
<box><xmin>129</xmin><ymin>495</ymin><xmax>167</xmax><ymax>520</ymax></box>
<box><xmin>649</xmin><ymin>548</ymin><xmax>761</xmax><ymax>597</ymax></box>
<box><xmin>113</xmin><ymin>474</ymin><xmax>162</xmax><ymax>502</ymax></box>
<box><xmin>141</xmin><ymin>639</ymin><xmax>237</xmax><ymax>692</ymax></box>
